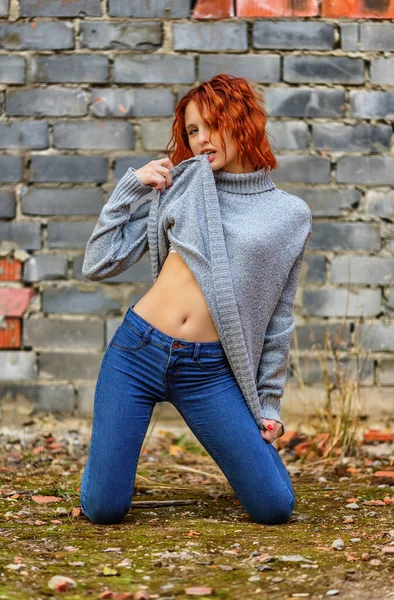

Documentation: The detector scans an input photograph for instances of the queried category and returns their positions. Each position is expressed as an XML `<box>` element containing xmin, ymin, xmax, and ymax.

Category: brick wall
<box><xmin>1</xmin><ymin>0</ymin><xmax>394</xmax><ymax>418</ymax></box>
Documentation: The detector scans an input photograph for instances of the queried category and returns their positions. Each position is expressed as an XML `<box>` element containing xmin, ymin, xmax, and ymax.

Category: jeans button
<box><xmin>173</xmin><ymin>341</ymin><xmax>180</xmax><ymax>348</ymax></box>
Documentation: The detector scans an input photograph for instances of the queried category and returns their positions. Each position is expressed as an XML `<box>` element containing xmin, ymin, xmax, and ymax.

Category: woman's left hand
<box><xmin>260</xmin><ymin>418</ymin><xmax>284</xmax><ymax>444</ymax></box>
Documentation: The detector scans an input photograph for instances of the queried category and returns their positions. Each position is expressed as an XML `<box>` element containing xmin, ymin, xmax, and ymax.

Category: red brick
<box><xmin>0</xmin><ymin>317</ymin><xmax>21</xmax><ymax>348</ymax></box>
<box><xmin>373</xmin><ymin>471</ymin><xmax>394</xmax><ymax>482</ymax></box>
<box><xmin>0</xmin><ymin>258</ymin><xmax>22</xmax><ymax>281</ymax></box>
<box><xmin>193</xmin><ymin>0</ymin><xmax>234</xmax><ymax>19</ymax></box>
<box><xmin>322</xmin><ymin>0</ymin><xmax>394</xmax><ymax>19</ymax></box>
<box><xmin>237</xmin><ymin>0</ymin><xmax>318</xmax><ymax>17</ymax></box>
<box><xmin>0</xmin><ymin>288</ymin><xmax>35</xmax><ymax>317</ymax></box>
<box><xmin>363</xmin><ymin>430</ymin><xmax>393</xmax><ymax>443</ymax></box>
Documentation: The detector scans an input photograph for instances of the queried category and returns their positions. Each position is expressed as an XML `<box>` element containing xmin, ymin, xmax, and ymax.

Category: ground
<box><xmin>0</xmin><ymin>414</ymin><xmax>393</xmax><ymax>600</ymax></box>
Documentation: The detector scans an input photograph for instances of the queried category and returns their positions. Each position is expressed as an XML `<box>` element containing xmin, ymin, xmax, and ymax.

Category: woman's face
<box><xmin>184</xmin><ymin>100</ymin><xmax>254</xmax><ymax>173</ymax></box>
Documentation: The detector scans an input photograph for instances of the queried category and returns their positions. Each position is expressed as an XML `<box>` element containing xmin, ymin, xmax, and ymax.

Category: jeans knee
<box><xmin>249</xmin><ymin>493</ymin><xmax>295</xmax><ymax>525</ymax></box>
<box><xmin>80</xmin><ymin>497</ymin><xmax>129</xmax><ymax>525</ymax></box>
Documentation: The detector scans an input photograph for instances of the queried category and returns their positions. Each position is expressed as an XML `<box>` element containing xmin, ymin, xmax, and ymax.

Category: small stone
<box><xmin>382</xmin><ymin>546</ymin><xmax>394</xmax><ymax>555</ymax></box>
<box><xmin>278</xmin><ymin>555</ymin><xmax>314</xmax><ymax>563</ymax></box>
<box><xmin>55</xmin><ymin>507</ymin><xmax>68</xmax><ymax>515</ymax></box>
<box><xmin>248</xmin><ymin>575</ymin><xmax>261</xmax><ymax>581</ymax></box>
<box><xmin>257</xmin><ymin>564</ymin><xmax>274</xmax><ymax>571</ymax></box>
<box><xmin>271</xmin><ymin>577</ymin><xmax>284</xmax><ymax>583</ymax></box>
<box><xmin>369</xmin><ymin>559</ymin><xmax>382</xmax><ymax>566</ymax></box>
<box><xmin>345</xmin><ymin>503</ymin><xmax>360</xmax><ymax>510</ymax></box>
<box><xmin>326</xmin><ymin>591</ymin><xmax>340</xmax><ymax>596</ymax></box>
<box><xmin>332</xmin><ymin>539</ymin><xmax>345</xmax><ymax>551</ymax></box>
<box><xmin>161</xmin><ymin>584</ymin><xmax>175</xmax><ymax>591</ymax></box>
<box><xmin>343</xmin><ymin>516</ymin><xmax>355</xmax><ymax>524</ymax></box>
<box><xmin>47</xmin><ymin>575</ymin><xmax>76</xmax><ymax>591</ymax></box>
<box><xmin>350</xmin><ymin>538</ymin><xmax>361</xmax><ymax>543</ymax></box>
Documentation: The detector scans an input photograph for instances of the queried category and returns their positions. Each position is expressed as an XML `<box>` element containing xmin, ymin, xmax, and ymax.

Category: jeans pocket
<box><xmin>197</xmin><ymin>353</ymin><xmax>232</xmax><ymax>374</ymax></box>
<box><xmin>111</xmin><ymin>320</ymin><xmax>145</xmax><ymax>353</ymax></box>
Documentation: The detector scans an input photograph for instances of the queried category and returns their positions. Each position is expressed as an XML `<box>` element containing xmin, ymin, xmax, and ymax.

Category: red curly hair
<box><xmin>166</xmin><ymin>74</ymin><xmax>277</xmax><ymax>172</ymax></box>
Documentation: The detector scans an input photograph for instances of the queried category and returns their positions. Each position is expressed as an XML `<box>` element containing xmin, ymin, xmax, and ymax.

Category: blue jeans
<box><xmin>80</xmin><ymin>305</ymin><xmax>295</xmax><ymax>525</ymax></box>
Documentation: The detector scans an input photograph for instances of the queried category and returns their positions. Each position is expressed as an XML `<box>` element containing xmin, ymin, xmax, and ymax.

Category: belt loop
<box><xmin>193</xmin><ymin>342</ymin><xmax>201</xmax><ymax>361</ymax></box>
<box><xmin>142</xmin><ymin>325</ymin><xmax>153</xmax><ymax>345</ymax></box>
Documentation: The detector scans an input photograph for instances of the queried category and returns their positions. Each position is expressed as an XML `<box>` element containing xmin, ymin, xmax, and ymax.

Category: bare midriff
<box><xmin>132</xmin><ymin>253</ymin><xmax>220</xmax><ymax>342</ymax></box>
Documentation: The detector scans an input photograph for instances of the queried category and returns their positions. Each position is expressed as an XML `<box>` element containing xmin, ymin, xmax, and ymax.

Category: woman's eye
<box><xmin>188</xmin><ymin>129</ymin><xmax>197</xmax><ymax>135</ymax></box>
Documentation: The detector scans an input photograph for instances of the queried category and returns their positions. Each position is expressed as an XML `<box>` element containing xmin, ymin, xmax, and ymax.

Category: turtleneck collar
<box><xmin>213</xmin><ymin>166</ymin><xmax>276</xmax><ymax>195</ymax></box>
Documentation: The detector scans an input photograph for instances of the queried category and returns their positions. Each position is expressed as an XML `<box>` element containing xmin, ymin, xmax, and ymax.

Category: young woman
<box><xmin>80</xmin><ymin>74</ymin><xmax>312</xmax><ymax>526</ymax></box>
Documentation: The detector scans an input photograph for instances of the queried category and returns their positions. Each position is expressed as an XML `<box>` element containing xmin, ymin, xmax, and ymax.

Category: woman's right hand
<box><xmin>134</xmin><ymin>157</ymin><xmax>175</xmax><ymax>192</ymax></box>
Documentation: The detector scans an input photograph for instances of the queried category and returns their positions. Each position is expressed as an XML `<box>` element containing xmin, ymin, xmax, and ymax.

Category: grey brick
<box><xmin>337</xmin><ymin>157</ymin><xmax>394</xmax><ymax>185</ymax></box>
<box><xmin>388</xmin><ymin>290</ymin><xmax>394</xmax><ymax>311</ymax></box>
<box><xmin>24</xmin><ymin>317</ymin><xmax>104</xmax><ymax>349</ymax></box>
<box><xmin>289</xmin><ymin>356</ymin><xmax>374</xmax><ymax>386</ymax></box>
<box><xmin>109</xmin><ymin>0</ymin><xmax>190</xmax><ymax>18</ymax></box>
<box><xmin>74</xmin><ymin>251</ymin><xmax>152</xmax><ymax>283</ymax></box>
<box><xmin>81</xmin><ymin>20</ymin><xmax>161</xmax><ymax>50</ymax></box>
<box><xmin>23</xmin><ymin>255</ymin><xmax>68</xmax><ymax>282</ymax></box>
<box><xmin>358</xmin><ymin>322</ymin><xmax>394</xmax><ymax>352</ymax></box>
<box><xmin>304</xmin><ymin>289</ymin><xmax>381</xmax><ymax>318</ymax></box>
<box><xmin>284</xmin><ymin>56</ymin><xmax>364</xmax><ymax>84</ymax></box>
<box><xmin>253</xmin><ymin>21</ymin><xmax>334</xmax><ymax>50</ymax></box>
<box><xmin>30</xmin><ymin>55</ymin><xmax>109</xmax><ymax>83</ymax></box>
<box><xmin>0</xmin><ymin>22</ymin><xmax>73</xmax><ymax>50</ymax></box>
<box><xmin>1</xmin><ymin>352</ymin><xmax>37</xmax><ymax>380</ymax></box>
<box><xmin>76</xmin><ymin>382</ymin><xmax>95</xmax><ymax>413</ymax></box>
<box><xmin>0</xmin><ymin>383</ymin><xmax>74</xmax><ymax>411</ymax></box>
<box><xmin>106</xmin><ymin>317</ymin><xmax>123</xmax><ymax>344</ymax></box>
<box><xmin>20</xmin><ymin>0</ymin><xmax>101</xmax><ymax>16</ymax></box>
<box><xmin>140</xmin><ymin>119</ymin><xmax>172</xmax><ymax>151</ymax></box>
<box><xmin>290</xmin><ymin>323</ymin><xmax>351</xmax><ymax>351</ymax></box>
<box><xmin>365</xmin><ymin>190</ymin><xmax>394</xmax><ymax>221</ymax></box>
<box><xmin>371</xmin><ymin>58</ymin><xmax>394</xmax><ymax>85</ymax></box>
<box><xmin>331</xmin><ymin>256</ymin><xmax>394</xmax><ymax>285</ymax></box>
<box><xmin>350</xmin><ymin>91</ymin><xmax>394</xmax><ymax>119</ymax></box>
<box><xmin>308</xmin><ymin>223</ymin><xmax>380</xmax><ymax>251</ymax></box>
<box><xmin>173</xmin><ymin>22</ymin><xmax>247</xmax><ymax>51</ymax></box>
<box><xmin>0</xmin><ymin>191</ymin><xmax>15</xmax><ymax>218</ymax></box>
<box><xmin>341</xmin><ymin>23</ymin><xmax>359</xmax><ymax>51</ymax></box>
<box><xmin>271</xmin><ymin>155</ymin><xmax>330</xmax><ymax>184</ymax></box>
<box><xmin>199</xmin><ymin>54</ymin><xmax>279</xmax><ymax>84</ymax></box>
<box><xmin>266</xmin><ymin>121</ymin><xmax>307</xmax><ymax>151</ymax></box>
<box><xmin>91</xmin><ymin>87</ymin><xmax>174</xmax><ymax>118</ymax></box>
<box><xmin>0</xmin><ymin>120</ymin><xmax>48</xmax><ymax>149</ymax></box>
<box><xmin>39</xmin><ymin>351</ymin><xmax>104</xmax><ymax>379</ymax></box>
<box><xmin>0</xmin><ymin>0</ymin><xmax>8</xmax><ymax>17</ymax></box>
<box><xmin>47</xmin><ymin>221</ymin><xmax>97</xmax><ymax>249</ymax></box>
<box><xmin>0</xmin><ymin>222</ymin><xmax>41</xmax><ymax>250</ymax></box>
<box><xmin>114</xmin><ymin>54</ymin><xmax>195</xmax><ymax>84</ymax></box>
<box><xmin>42</xmin><ymin>287</ymin><xmax>122</xmax><ymax>314</ymax></box>
<box><xmin>0</xmin><ymin>156</ymin><xmax>23</xmax><ymax>182</ymax></box>
<box><xmin>0</xmin><ymin>56</ymin><xmax>25</xmax><ymax>84</ymax></box>
<box><xmin>265</xmin><ymin>88</ymin><xmax>345</xmax><ymax>118</ymax></box>
<box><xmin>29</xmin><ymin>156</ymin><xmax>108</xmax><ymax>183</ymax></box>
<box><xmin>304</xmin><ymin>255</ymin><xmax>326</xmax><ymax>284</ymax></box>
<box><xmin>312</xmin><ymin>123</ymin><xmax>391</xmax><ymax>152</ymax></box>
<box><xmin>280</xmin><ymin>186</ymin><xmax>360</xmax><ymax>217</ymax></box>
<box><xmin>360</xmin><ymin>23</ymin><xmax>394</xmax><ymax>51</ymax></box>
<box><xmin>114</xmin><ymin>156</ymin><xmax>158</xmax><ymax>181</ymax></box>
<box><xmin>21</xmin><ymin>187</ymin><xmax>103</xmax><ymax>216</ymax></box>
<box><xmin>53</xmin><ymin>120</ymin><xmax>134</xmax><ymax>150</ymax></box>
<box><xmin>6</xmin><ymin>88</ymin><xmax>89</xmax><ymax>116</ymax></box>
<box><xmin>379</xmin><ymin>359</ymin><xmax>394</xmax><ymax>386</ymax></box>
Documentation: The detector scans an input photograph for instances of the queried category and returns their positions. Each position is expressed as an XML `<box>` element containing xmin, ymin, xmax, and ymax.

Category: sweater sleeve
<box><xmin>81</xmin><ymin>167</ymin><xmax>157</xmax><ymax>281</ymax></box>
<box><xmin>256</xmin><ymin>228</ymin><xmax>312</xmax><ymax>435</ymax></box>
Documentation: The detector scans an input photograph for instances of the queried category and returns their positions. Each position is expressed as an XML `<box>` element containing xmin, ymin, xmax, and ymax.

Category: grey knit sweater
<box><xmin>82</xmin><ymin>153</ymin><xmax>312</xmax><ymax>435</ymax></box>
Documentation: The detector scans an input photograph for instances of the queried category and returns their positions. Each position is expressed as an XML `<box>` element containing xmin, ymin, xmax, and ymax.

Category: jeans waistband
<box><xmin>125</xmin><ymin>305</ymin><xmax>225</xmax><ymax>357</ymax></box>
